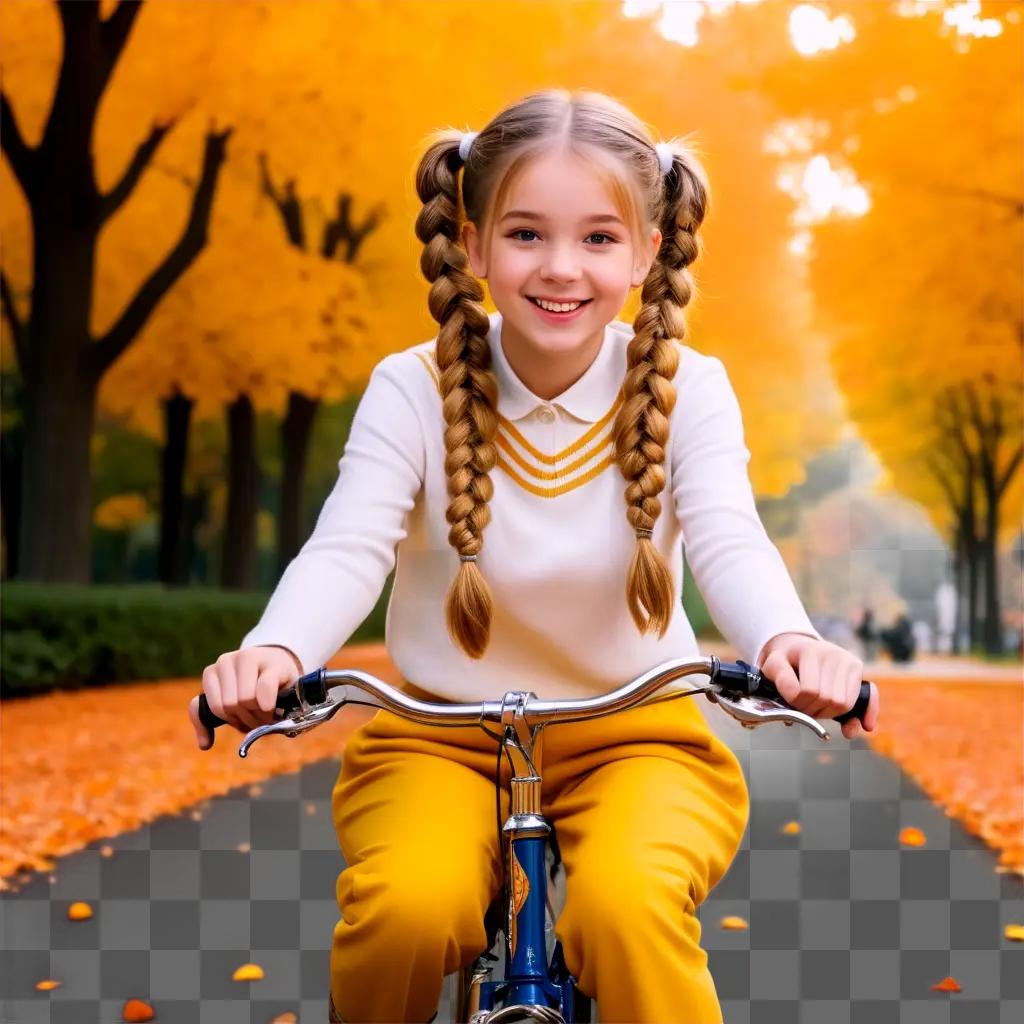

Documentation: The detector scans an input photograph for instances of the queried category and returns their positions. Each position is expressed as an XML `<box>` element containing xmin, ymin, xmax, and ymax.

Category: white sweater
<box><xmin>241</xmin><ymin>311</ymin><xmax>821</xmax><ymax>700</ymax></box>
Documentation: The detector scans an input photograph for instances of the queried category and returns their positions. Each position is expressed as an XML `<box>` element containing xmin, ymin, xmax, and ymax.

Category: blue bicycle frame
<box><xmin>459</xmin><ymin>693</ymin><xmax>590</xmax><ymax>1023</ymax></box>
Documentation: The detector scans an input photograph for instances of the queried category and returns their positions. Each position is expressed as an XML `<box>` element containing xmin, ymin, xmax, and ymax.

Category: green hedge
<box><xmin>0</xmin><ymin>580</ymin><xmax>391</xmax><ymax>698</ymax></box>
<box><xmin>1</xmin><ymin>556</ymin><xmax>718</xmax><ymax>698</ymax></box>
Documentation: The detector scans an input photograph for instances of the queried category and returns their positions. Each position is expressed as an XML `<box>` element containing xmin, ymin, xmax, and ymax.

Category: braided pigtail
<box><xmin>414</xmin><ymin>135</ymin><xmax>499</xmax><ymax>659</ymax></box>
<box><xmin>615</xmin><ymin>145</ymin><xmax>710</xmax><ymax>637</ymax></box>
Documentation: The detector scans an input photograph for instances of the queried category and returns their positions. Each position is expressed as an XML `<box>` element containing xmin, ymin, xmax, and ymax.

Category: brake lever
<box><xmin>706</xmin><ymin>687</ymin><xmax>830</xmax><ymax>741</ymax></box>
<box><xmin>238</xmin><ymin>700</ymin><xmax>342</xmax><ymax>758</ymax></box>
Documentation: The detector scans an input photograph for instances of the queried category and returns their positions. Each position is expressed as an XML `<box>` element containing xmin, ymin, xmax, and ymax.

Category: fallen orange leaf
<box><xmin>931</xmin><ymin>976</ymin><xmax>962</xmax><ymax>993</ymax></box>
<box><xmin>1005</xmin><ymin>923</ymin><xmax>1024</xmax><ymax>942</ymax></box>
<box><xmin>122</xmin><ymin>998</ymin><xmax>155</xmax><ymax>1022</ymax></box>
<box><xmin>67</xmin><ymin>901</ymin><xmax>94</xmax><ymax>920</ymax></box>
<box><xmin>900</xmin><ymin>827</ymin><xmax>927</xmax><ymax>847</ymax></box>
<box><xmin>719</xmin><ymin>915</ymin><xmax>749</xmax><ymax>930</ymax></box>
<box><xmin>781</xmin><ymin>821</ymin><xmax>801</xmax><ymax>835</ymax></box>
<box><xmin>0</xmin><ymin>646</ymin><xmax>384</xmax><ymax>883</ymax></box>
<box><xmin>272</xmin><ymin>1014</ymin><xmax>298</xmax><ymax>1024</ymax></box>
<box><xmin>233</xmin><ymin>962</ymin><xmax>265</xmax><ymax>982</ymax></box>
<box><xmin>867</xmin><ymin>677</ymin><xmax>1022</xmax><ymax>876</ymax></box>
<box><xmin>35</xmin><ymin>979</ymin><xmax>61</xmax><ymax>991</ymax></box>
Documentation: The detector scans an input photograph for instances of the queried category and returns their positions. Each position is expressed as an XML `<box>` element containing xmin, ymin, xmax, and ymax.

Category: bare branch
<box><xmin>924</xmin><ymin>452</ymin><xmax>958</xmax><ymax>508</ymax></box>
<box><xmin>0</xmin><ymin>268</ymin><xmax>28</xmax><ymax>373</ymax></box>
<box><xmin>98</xmin><ymin>119</ymin><xmax>175</xmax><ymax>223</ymax></box>
<box><xmin>323</xmin><ymin>194</ymin><xmax>387</xmax><ymax>262</ymax></box>
<box><xmin>996</xmin><ymin>443</ymin><xmax>1023</xmax><ymax>500</ymax></box>
<box><xmin>87</xmin><ymin>123</ymin><xmax>233</xmax><ymax>377</ymax></box>
<box><xmin>0</xmin><ymin>90</ymin><xmax>36</xmax><ymax>191</ymax></box>
<box><xmin>101</xmin><ymin>0</ymin><xmax>145</xmax><ymax>60</ymax></box>
<box><xmin>258</xmin><ymin>152</ymin><xmax>305</xmax><ymax>248</ymax></box>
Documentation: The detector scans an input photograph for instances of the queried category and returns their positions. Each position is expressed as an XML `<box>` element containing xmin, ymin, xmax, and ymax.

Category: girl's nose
<box><xmin>540</xmin><ymin>243</ymin><xmax>582</xmax><ymax>281</ymax></box>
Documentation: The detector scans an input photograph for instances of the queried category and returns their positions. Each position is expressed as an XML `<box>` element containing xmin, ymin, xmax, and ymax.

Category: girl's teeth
<box><xmin>535</xmin><ymin>299</ymin><xmax>583</xmax><ymax>312</ymax></box>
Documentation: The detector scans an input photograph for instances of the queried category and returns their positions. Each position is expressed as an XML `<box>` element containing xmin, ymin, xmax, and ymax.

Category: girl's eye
<box><xmin>507</xmin><ymin>230</ymin><xmax>618</xmax><ymax>244</ymax></box>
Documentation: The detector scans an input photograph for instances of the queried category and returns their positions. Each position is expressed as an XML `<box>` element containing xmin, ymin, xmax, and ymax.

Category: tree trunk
<box><xmin>221</xmin><ymin>395</ymin><xmax>260</xmax><ymax>588</ymax></box>
<box><xmin>980</xmin><ymin>480</ymin><xmax>1004</xmax><ymax>654</ymax></box>
<box><xmin>18</xmin><ymin>358</ymin><xmax>98</xmax><ymax>582</ymax></box>
<box><xmin>277</xmin><ymin>391</ymin><xmax>318</xmax><ymax>576</ymax></box>
<box><xmin>158</xmin><ymin>389</ymin><xmax>193</xmax><ymax>585</ymax></box>
<box><xmin>1</xmin><ymin>427</ymin><xmax>22</xmax><ymax>579</ymax></box>
<box><xmin>951</xmin><ymin>522</ymin><xmax>966</xmax><ymax>654</ymax></box>
<box><xmin>183</xmin><ymin>483</ymin><xmax>210</xmax><ymax>584</ymax></box>
<box><xmin>1</xmin><ymin>0</ymin><xmax>229</xmax><ymax>583</ymax></box>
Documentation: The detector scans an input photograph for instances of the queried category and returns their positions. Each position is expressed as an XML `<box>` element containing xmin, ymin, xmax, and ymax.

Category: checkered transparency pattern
<box><xmin>2</xmin><ymin>708</ymin><xmax>1021</xmax><ymax>1023</ymax></box>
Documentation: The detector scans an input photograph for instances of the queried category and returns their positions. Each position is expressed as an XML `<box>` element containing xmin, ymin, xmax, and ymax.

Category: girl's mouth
<box><xmin>527</xmin><ymin>297</ymin><xmax>592</xmax><ymax>323</ymax></box>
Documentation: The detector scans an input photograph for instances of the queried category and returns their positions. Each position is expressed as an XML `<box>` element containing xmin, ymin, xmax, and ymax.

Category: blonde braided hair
<box><xmin>614</xmin><ymin>146</ymin><xmax>709</xmax><ymax>636</ymax></box>
<box><xmin>414</xmin><ymin>137</ymin><xmax>499</xmax><ymax>659</ymax></box>
<box><xmin>414</xmin><ymin>90</ymin><xmax>709</xmax><ymax>657</ymax></box>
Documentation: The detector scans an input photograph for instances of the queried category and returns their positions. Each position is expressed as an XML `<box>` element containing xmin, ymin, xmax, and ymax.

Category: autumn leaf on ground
<box><xmin>781</xmin><ymin>821</ymin><xmax>801</xmax><ymax>834</ymax></box>
<box><xmin>1005</xmin><ymin>924</ymin><xmax>1024</xmax><ymax>942</ymax></box>
<box><xmin>67</xmin><ymin>901</ymin><xmax>94</xmax><ymax>920</ymax></box>
<box><xmin>900</xmin><ymin>827</ymin><xmax>927</xmax><ymax>847</ymax></box>
<box><xmin>272</xmin><ymin>1014</ymin><xmax>298</xmax><ymax>1023</ymax></box>
<box><xmin>719</xmin><ymin>916</ymin><xmax>749</xmax><ymax>930</ymax></box>
<box><xmin>35</xmin><ymin>979</ymin><xmax>60</xmax><ymax>991</ymax></box>
<box><xmin>869</xmin><ymin>678</ymin><xmax>1022</xmax><ymax>876</ymax></box>
<box><xmin>122</xmin><ymin>998</ymin><xmax>155</xmax><ymax>1022</ymax></box>
<box><xmin>233</xmin><ymin>962</ymin><xmax>265</xmax><ymax>981</ymax></box>
<box><xmin>0</xmin><ymin>645</ymin><xmax>388</xmax><ymax>882</ymax></box>
<box><xmin>931</xmin><ymin>976</ymin><xmax>962</xmax><ymax>993</ymax></box>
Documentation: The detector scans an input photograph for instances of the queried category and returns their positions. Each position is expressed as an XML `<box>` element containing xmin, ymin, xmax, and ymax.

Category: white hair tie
<box><xmin>459</xmin><ymin>131</ymin><xmax>479</xmax><ymax>163</ymax></box>
<box><xmin>654</xmin><ymin>142</ymin><xmax>675</xmax><ymax>177</ymax></box>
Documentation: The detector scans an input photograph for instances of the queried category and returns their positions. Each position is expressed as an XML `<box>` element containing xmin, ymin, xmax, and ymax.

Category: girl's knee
<box><xmin>558</xmin><ymin>857</ymin><xmax>707</xmax><ymax>963</ymax></box>
<box><xmin>336</xmin><ymin>860</ymin><xmax>490</xmax><ymax>960</ymax></box>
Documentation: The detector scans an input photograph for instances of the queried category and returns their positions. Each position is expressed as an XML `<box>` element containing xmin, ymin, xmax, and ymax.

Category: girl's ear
<box><xmin>462</xmin><ymin>221</ymin><xmax>487</xmax><ymax>278</ymax></box>
<box><xmin>631</xmin><ymin>226</ymin><xmax>663</xmax><ymax>288</ymax></box>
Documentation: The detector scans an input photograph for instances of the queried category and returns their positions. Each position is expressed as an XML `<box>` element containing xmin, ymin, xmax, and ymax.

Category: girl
<box><xmin>190</xmin><ymin>89</ymin><xmax>879</xmax><ymax>1023</ymax></box>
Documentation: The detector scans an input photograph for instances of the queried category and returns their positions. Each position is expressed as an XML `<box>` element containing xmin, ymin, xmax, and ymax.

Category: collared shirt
<box><xmin>241</xmin><ymin>311</ymin><xmax>821</xmax><ymax>700</ymax></box>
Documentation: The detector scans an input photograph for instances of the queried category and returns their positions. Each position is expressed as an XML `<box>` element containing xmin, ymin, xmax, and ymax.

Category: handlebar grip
<box><xmin>197</xmin><ymin>668</ymin><xmax>330</xmax><ymax>733</ymax></box>
<box><xmin>716</xmin><ymin>660</ymin><xmax>872</xmax><ymax>725</ymax></box>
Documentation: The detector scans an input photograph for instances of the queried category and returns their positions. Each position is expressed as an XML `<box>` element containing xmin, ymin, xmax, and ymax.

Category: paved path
<box><xmin>2</xmin><ymin>689</ymin><xmax>1021</xmax><ymax>1023</ymax></box>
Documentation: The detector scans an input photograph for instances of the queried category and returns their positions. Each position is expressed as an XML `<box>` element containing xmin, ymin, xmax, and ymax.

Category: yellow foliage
<box><xmin>13</xmin><ymin>0</ymin><xmax>1015</xmax><ymax>509</ymax></box>
<box><xmin>93</xmin><ymin>494</ymin><xmax>152</xmax><ymax>532</ymax></box>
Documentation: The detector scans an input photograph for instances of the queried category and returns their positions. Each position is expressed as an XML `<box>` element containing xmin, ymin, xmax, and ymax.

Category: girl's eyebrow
<box><xmin>499</xmin><ymin>210</ymin><xmax>625</xmax><ymax>226</ymax></box>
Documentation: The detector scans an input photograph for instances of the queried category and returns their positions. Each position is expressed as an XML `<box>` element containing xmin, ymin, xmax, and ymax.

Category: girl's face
<box><xmin>463</xmin><ymin>148</ymin><xmax>662</xmax><ymax>367</ymax></box>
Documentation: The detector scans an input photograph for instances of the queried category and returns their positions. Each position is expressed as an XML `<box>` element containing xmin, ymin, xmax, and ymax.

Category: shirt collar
<box><xmin>486</xmin><ymin>310</ymin><xmax>627</xmax><ymax>423</ymax></box>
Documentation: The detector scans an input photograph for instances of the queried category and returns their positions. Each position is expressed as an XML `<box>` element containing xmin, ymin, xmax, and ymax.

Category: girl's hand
<box><xmin>188</xmin><ymin>645</ymin><xmax>303</xmax><ymax>750</ymax></box>
<box><xmin>757</xmin><ymin>633</ymin><xmax>879</xmax><ymax>740</ymax></box>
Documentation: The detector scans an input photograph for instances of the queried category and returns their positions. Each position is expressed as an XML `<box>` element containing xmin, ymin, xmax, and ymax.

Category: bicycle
<box><xmin>198</xmin><ymin>656</ymin><xmax>871</xmax><ymax>1023</ymax></box>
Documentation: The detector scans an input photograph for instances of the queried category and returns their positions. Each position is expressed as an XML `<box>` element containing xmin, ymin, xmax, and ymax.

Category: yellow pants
<box><xmin>329</xmin><ymin>682</ymin><xmax>750</xmax><ymax>1023</ymax></box>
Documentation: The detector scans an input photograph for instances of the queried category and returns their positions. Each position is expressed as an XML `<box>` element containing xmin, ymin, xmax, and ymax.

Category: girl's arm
<box><xmin>671</xmin><ymin>353</ymin><xmax>822</xmax><ymax>668</ymax></box>
<box><xmin>238</xmin><ymin>353</ymin><xmax>427</xmax><ymax>673</ymax></box>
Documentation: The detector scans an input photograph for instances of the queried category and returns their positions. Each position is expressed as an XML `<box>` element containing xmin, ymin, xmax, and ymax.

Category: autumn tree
<box><xmin>257</xmin><ymin>152</ymin><xmax>384</xmax><ymax>574</ymax></box>
<box><xmin>0</xmin><ymin>0</ymin><xmax>231</xmax><ymax>582</ymax></box>
<box><xmin>728</xmin><ymin>0</ymin><xmax>1023</xmax><ymax>651</ymax></box>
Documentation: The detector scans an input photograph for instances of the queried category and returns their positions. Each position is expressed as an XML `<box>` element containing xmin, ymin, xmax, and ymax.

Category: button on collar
<box><xmin>536</xmin><ymin>405</ymin><xmax>555</xmax><ymax>424</ymax></box>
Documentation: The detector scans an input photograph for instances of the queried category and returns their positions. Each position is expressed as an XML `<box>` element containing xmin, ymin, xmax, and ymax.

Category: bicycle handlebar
<box><xmin>197</xmin><ymin>656</ymin><xmax>872</xmax><ymax>753</ymax></box>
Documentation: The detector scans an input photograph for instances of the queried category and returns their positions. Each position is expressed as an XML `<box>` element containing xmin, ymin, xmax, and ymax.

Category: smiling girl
<box><xmin>192</xmin><ymin>89</ymin><xmax>878</xmax><ymax>1023</ymax></box>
